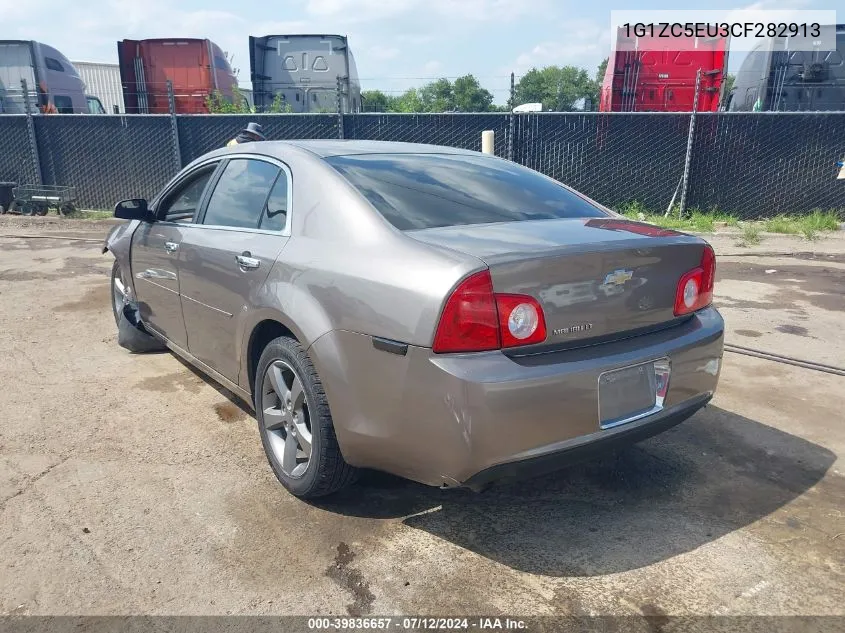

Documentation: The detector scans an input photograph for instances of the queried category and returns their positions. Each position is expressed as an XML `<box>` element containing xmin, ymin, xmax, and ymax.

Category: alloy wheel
<box><xmin>262</xmin><ymin>360</ymin><xmax>313</xmax><ymax>478</ymax></box>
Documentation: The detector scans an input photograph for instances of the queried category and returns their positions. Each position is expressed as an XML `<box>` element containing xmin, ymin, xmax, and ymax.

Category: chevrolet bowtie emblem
<box><xmin>603</xmin><ymin>269</ymin><xmax>634</xmax><ymax>286</ymax></box>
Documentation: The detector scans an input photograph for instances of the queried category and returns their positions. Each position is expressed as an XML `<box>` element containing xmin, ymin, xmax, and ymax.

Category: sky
<box><xmin>1</xmin><ymin>0</ymin><xmax>839</xmax><ymax>104</ymax></box>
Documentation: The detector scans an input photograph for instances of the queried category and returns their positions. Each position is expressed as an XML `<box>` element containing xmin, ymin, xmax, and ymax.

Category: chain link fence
<box><xmin>0</xmin><ymin>111</ymin><xmax>843</xmax><ymax>217</ymax></box>
<box><xmin>514</xmin><ymin>113</ymin><xmax>692</xmax><ymax>212</ymax></box>
<box><xmin>34</xmin><ymin>115</ymin><xmax>178</xmax><ymax>208</ymax></box>
<box><xmin>177</xmin><ymin>114</ymin><xmax>341</xmax><ymax>166</ymax></box>
<box><xmin>344</xmin><ymin>114</ymin><xmax>511</xmax><ymax>157</ymax></box>
<box><xmin>0</xmin><ymin>116</ymin><xmax>39</xmax><ymax>187</ymax></box>
<box><xmin>687</xmin><ymin>113</ymin><xmax>845</xmax><ymax>217</ymax></box>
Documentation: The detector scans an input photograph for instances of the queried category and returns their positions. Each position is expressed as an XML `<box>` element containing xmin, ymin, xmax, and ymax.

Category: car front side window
<box><xmin>202</xmin><ymin>159</ymin><xmax>280</xmax><ymax>229</ymax></box>
<box><xmin>157</xmin><ymin>168</ymin><xmax>216</xmax><ymax>223</ymax></box>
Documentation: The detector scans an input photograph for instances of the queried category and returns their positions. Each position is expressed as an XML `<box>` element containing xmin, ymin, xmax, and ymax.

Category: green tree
<box><xmin>362</xmin><ymin>90</ymin><xmax>391</xmax><ymax>112</ymax></box>
<box><xmin>452</xmin><ymin>74</ymin><xmax>494</xmax><ymax>112</ymax></box>
<box><xmin>206</xmin><ymin>86</ymin><xmax>297</xmax><ymax>114</ymax></box>
<box><xmin>514</xmin><ymin>66</ymin><xmax>596</xmax><ymax>112</ymax></box>
<box><xmin>419</xmin><ymin>78</ymin><xmax>455</xmax><ymax>112</ymax></box>
<box><xmin>596</xmin><ymin>58</ymin><xmax>609</xmax><ymax>84</ymax></box>
<box><xmin>723</xmin><ymin>73</ymin><xmax>736</xmax><ymax>97</ymax></box>
<box><xmin>390</xmin><ymin>88</ymin><xmax>424</xmax><ymax>112</ymax></box>
<box><xmin>362</xmin><ymin>76</ymin><xmax>497</xmax><ymax>113</ymax></box>
<box><xmin>265</xmin><ymin>93</ymin><xmax>294</xmax><ymax>113</ymax></box>
<box><xmin>589</xmin><ymin>58</ymin><xmax>609</xmax><ymax>110</ymax></box>
<box><xmin>205</xmin><ymin>85</ymin><xmax>253</xmax><ymax>113</ymax></box>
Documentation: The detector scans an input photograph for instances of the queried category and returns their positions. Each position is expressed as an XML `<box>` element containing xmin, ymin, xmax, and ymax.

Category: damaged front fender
<box><xmin>102</xmin><ymin>219</ymin><xmax>138</xmax><ymax>256</ymax></box>
<box><xmin>104</xmin><ymin>220</ymin><xmax>164</xmax><ymax>353</ymax></box>
<box><xmin>103</xmin><ymin>219</ymin><xmax>139</xmax><ymax>295</ymax></box>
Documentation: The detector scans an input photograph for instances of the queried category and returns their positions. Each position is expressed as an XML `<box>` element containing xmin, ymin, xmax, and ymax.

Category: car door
<box><xmin>130</xmin><ymin>163</ymin><xmax>219</xmax><ymax>349</ymax></box>
<box><xmin>178</xmin><ymin>156</ymin><xmax>291</xmax><ymax>382</ymax></box>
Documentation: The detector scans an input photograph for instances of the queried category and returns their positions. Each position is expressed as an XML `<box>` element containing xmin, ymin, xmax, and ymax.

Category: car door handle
<box><xmin>235</xmin><ymin>253</ymin><xmax>260</xmax><ymax>270</ymax></box>
<box><xmin>164</xmin><ymin>242</ymin><xmax>179</xmax><ymax>254</ymax></box>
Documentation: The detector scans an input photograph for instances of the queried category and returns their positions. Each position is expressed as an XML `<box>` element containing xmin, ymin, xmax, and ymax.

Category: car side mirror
<box><xmin>114</xmin><ymin>198</ymin><xmax>152</xmax><ymax>221</ymax></box>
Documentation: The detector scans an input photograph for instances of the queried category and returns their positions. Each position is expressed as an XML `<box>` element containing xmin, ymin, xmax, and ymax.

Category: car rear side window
<box><xmin>203</xmin><ymin>159</ymin><xmax>279</xmax><ymax>229</ymax></box>
<box><xmin>260</xmin><ymin>172</ymin><xmax>289</xmax><ymax>232</ymax></box>
<box><xmin>324</xmin><ymin>153</ymin><xmax>606</xmax><ymax>231</ymax></box>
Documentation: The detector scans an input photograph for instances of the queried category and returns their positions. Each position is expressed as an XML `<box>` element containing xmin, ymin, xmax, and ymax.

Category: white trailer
<box><xmin>73</xmin><ymin>61</ymin><xmax>125</xmax><ymax>113</ymax></box>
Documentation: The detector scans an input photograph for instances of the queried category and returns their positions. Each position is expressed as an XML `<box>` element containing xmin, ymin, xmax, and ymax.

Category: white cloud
<box><xmin>733</xmin><ymin>0</ymin><xmax>812</xmax><ymax>10</ymax></box>
<box><xmin>397</xmin><ymin>33</ymin><xmax>436</xmax><ymax>45</ymax></box>
<box><xmin>422</xmin><ymin>60</ymin><xmax>443</xmax><ymax>75</ymax></box>
<box><xmin>0</xmin><ymin>0</ymin><xmax>36</xmax><ymax>20</ymax></box>
<box><xmin>306</xmin><ymin>0</ymin><xmax>547</xmax><ymax>23</ymax></box>
<box><xmin>367</xmin><ymin>45</ymin><xmax>400</xmax><ymax>61</ymax></box>
<box><xmin>506</xmin><ymin>20</ymin><xmax>610</xmax><ymax>77</ymax></box>
<box><xmin>306</xmin><ymin>0</ymin><xmax>417</xmax><ymax>21</ymax></box>
<box><xmin>259</xmin><ymin>20</ymin><xmax>314</xmax><ymax>35</ymax></box>
<box><xmin>429</xmin><ymin>0</ymin><xmax>548</xmax><ymax>22</ymax></box>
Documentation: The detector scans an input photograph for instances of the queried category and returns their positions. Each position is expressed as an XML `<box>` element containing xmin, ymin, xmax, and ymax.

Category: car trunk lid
<box><xmin>408</xmin><ymin>217</ymin><xmax>708</xmax><ymax>348</ymax></box>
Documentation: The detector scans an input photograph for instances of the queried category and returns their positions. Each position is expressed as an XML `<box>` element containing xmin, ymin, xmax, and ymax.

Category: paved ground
<box><xmin>0</xmin><ymin>216</ymin><xmax>843</xmax><ymax>616</ymax></box>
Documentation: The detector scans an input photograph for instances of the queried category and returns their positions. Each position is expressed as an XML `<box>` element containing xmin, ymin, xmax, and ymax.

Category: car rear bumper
<box><xmin>309</xmin><ymin>306</ymin><xmax>724</xmax><ymax>488</ymax></box>
<box><xmin>461</xmin><ymin>393</ymin><xmax>710</xmax><ymax>490</ymax></box>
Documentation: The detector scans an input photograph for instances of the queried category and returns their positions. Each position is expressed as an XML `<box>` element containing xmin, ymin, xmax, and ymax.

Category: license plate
<box><xmin>598</xmin><ymin>361</ymin><xmax>664</xmax><ymax>429</ymax></box>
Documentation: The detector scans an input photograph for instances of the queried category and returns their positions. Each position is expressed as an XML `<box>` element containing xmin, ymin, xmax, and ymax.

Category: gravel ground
<box><xmin>0</xmin><ymin>217</ymin><xmax>843</xmax><ymax>617</ymax></box>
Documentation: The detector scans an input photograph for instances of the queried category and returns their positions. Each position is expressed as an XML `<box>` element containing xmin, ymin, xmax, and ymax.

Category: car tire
<box><xmin>255</xmin><ymin>336</ymin><xmax>358</xmax><ymax>498</ymax></box>
<box><xmin>110</xmin><ymin>260</ymin><xmax>127</xmax><ymax>326</ymax></box>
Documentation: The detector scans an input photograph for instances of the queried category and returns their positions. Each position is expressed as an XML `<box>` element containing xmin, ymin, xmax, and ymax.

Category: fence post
<box><xmin>482</xmin><ymin>131</ymin><xmax>495</xmax><ymax>155</ymax></box>
<box><xmin>20</xmin><ymin>79</ymin><xmax>43</xmax><ymax>186</ymax></box>
<box><xmin>166</xmin><ymin>80</ymin><xmax>182</xmax><ymax>170</ymax></box>
<box><xmin>336</xmin><ymin>75</ymin><xmax>345</xmax><ymax>139</ymax></box>
<box><xmin>678</xmin><ymin>69</ymin><xmax>701</xmax><ymax>216</ymax></box>
<box><xmin>507</xmin><ymin>72</ymin><xmax>515</xmax><ymax>161</ymax></box>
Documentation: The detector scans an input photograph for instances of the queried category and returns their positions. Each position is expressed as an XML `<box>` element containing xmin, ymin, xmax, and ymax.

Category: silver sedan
<box><xmin>105</xmin><ymin>140</ymin><xmax>723</xmax><ymax>498</ymax></box>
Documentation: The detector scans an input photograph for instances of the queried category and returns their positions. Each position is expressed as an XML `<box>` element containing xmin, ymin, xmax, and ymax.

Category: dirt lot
<box><xmin>0</xmin><ymin>216</ymin><xmax>843</xmax><ymax>617</ymax></box>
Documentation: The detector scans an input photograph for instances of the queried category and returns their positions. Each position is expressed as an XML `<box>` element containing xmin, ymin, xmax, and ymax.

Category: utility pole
<box><xmin>509</xmin><ymin>72</ymin><xmax>515</xmax><ymax>109</ymax></box>
<box><xmin>508</xmin><ymin>72</ymin><xmax>516</xmax><ymax>162</ymax></box>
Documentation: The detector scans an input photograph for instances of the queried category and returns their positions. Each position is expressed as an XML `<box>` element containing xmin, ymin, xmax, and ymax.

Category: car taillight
<box><xmin>433</xmin><ymin>270</ymin><xmax>547</xmax><ymax>353</ymax></box>
<box><xmin>496</xmin><ymin>294</ymin><xmax>547</xmax><ymax>347</ymax></box>
<box><xmin>674</xmin><ymin>244</ymin><xmax>716</xmax><ymax>316</ymax></box>
<box><xmin>432</xmin><ymin>271</ymin><xmax>500</xmax><ymax>353</ymax></box>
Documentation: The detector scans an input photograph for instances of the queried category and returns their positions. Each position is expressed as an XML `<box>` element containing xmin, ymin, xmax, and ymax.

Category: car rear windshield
<box><xmin>324</xmin><ymin>153</ymin><xmax>606</xmax><ymax>231</ymax></box>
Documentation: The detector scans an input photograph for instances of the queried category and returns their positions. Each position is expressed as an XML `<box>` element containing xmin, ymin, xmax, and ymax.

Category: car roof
<box><xmin>183</xmin><ymin>139</ymin><xmax>488</xmax><ymax>175</ymax></box>
<box><xmin>252</xmin><ymin>139</ymin><xmax>482</xmax><ymax>159</ymax></box>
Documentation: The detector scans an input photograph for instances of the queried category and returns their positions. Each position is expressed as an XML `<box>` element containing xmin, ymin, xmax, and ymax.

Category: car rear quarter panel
<box><xmin>236</xmin><ymin>151</ymin><xmax>483</xmax><ymax>393</ymax></box>
<box><xmin>237</xmin><ymin>236</ymin><xmax>482</xmax><ymax>392</ymax></box>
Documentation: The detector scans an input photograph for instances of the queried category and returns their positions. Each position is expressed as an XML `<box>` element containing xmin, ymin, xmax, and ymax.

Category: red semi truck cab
<box><xmin>600</xmin><ymin>28</ymin><xmax>729</xmax><ymax>112</ymax></box>
<box><xmin>117</xmin><ymin>38</ymin><xmax>238</xmax><ymax>114</ymax></box>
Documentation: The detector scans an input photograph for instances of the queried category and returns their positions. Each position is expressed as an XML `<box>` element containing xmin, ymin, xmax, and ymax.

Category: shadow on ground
<box><xmin>314</xmin><ymin>405</ymin><xmax>837</xmax><ymax>577</ymax></box>
<box><xmin>179</xmin><ymin>356</ymin><xmax>838</xmax><ymax>578</ymax></box>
